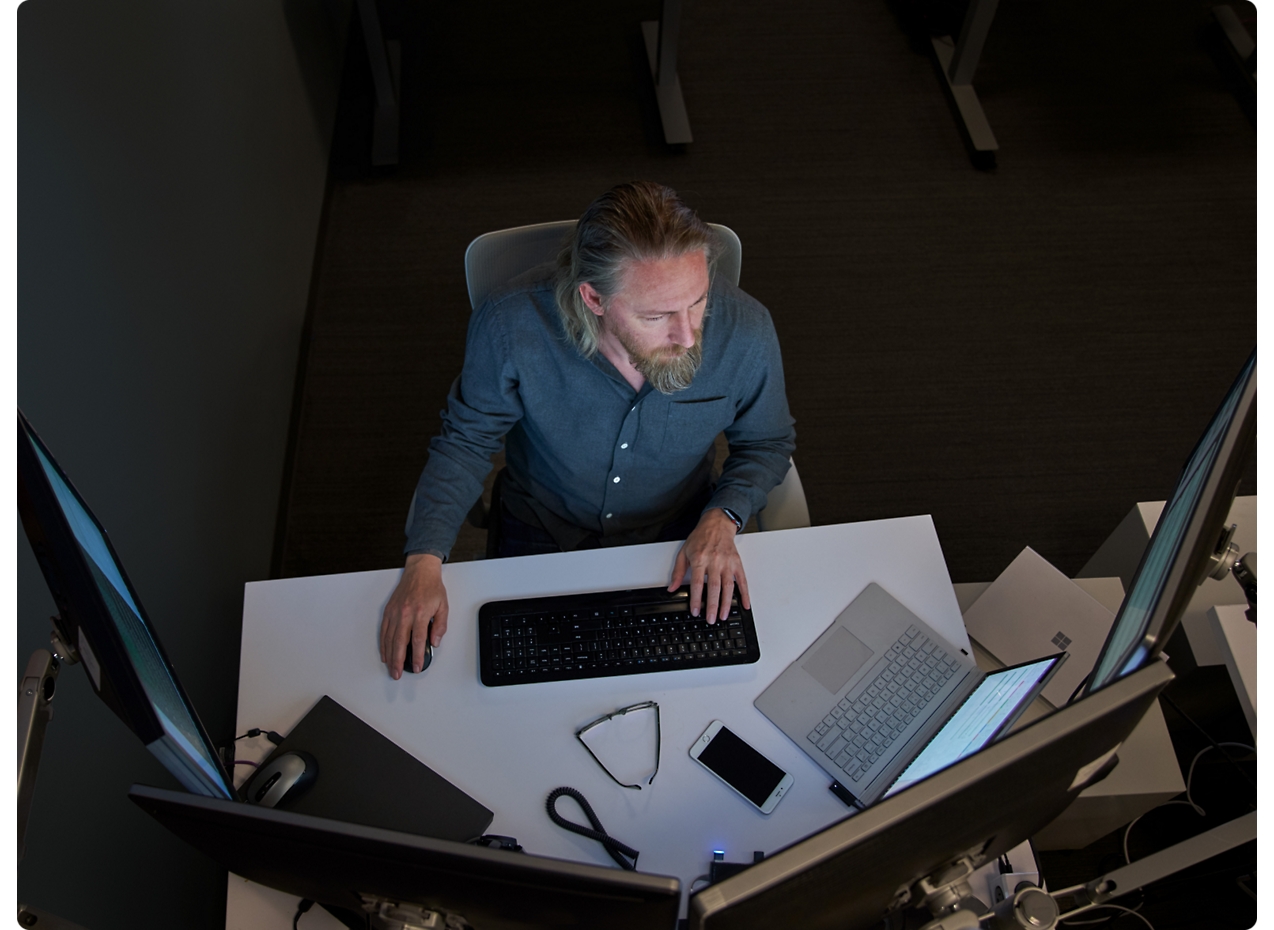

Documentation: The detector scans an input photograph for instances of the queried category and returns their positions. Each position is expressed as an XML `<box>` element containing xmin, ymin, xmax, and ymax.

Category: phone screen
<box><xmin>697</xmin><ymin>725</ymin><xmax>788</xmax><ymax>808</ymax></box>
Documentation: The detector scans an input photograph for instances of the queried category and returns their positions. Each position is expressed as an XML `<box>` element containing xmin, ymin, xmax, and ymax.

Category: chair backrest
<box><xmin>755</xmin><ymin>459</ymin><xmax>811</xmax><ymax>532</ymax></box>
<box><xmin>464</xmin><ymin>221</ymin><xmax>743</xmax><ymax>311</ymax></box>
<box><xmin>458</xmin><ymin>220</ymin><xmax>808</xmax><ymax>532</ymax></box>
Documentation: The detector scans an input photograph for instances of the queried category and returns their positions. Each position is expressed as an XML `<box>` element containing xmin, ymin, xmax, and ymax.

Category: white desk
<box><xmin>227</xmin><ymin>517</ymin><xmax>967</xmax><ymax>927</ymax></box>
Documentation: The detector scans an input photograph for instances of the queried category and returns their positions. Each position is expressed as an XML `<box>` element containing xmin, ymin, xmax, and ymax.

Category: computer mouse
<box><xmin>403</xmin><ymin>620</ymin><xmax>434</xmax><ymax>673</ymax></box>
<box><xmin>244</xmin><ymin>750</ymin><xmax>318</xmax><ymax>808</ymax></box>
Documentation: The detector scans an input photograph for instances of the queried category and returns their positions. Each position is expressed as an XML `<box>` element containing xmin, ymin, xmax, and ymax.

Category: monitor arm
<box><xmin>1206</xmin><ymin>524</ymin><xmax>1256</xmax><ymax>624</ymax></box>
<box><xmin>1041</xmin><ymin>810</ymin><xmax>1256</xmax><ymax>927</ymax></box>
<box><xmin>358</xmin><ymin>895</ymin><xmax>474</xmax><ymax>930</ymax></box>
<box><xmin>18</xmin><ymin>617</ymin><xmax>79</xmax><ymax>862</ymax></box>
<box><xmin>913</xmin><ymin>811</ymin><xmax>1256</xmax><ymax>930</ymax></box>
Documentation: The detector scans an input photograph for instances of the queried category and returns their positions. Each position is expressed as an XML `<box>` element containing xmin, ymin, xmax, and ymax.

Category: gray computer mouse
<box><xmin>244</xmin><ymin>750</ymin><xmax>318</xmax><ymax>807</ymax></box>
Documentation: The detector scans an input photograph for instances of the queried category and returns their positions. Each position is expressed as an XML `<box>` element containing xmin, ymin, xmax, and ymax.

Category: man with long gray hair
<box><xmin>382</xmin><ymin>181</ymin><xmax>795</xmax><ymax>678</ymax></box>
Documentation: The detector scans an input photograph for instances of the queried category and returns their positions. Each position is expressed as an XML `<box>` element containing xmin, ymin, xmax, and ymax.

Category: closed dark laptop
<box><xmin>265</xmin><ymin>696</ymin><xmax>493</xmax><ymax>842</ymax></box>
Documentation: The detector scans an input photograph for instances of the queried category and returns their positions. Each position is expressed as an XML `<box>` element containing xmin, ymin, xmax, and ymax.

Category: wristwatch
<box><xmin>720</xmin><ymin>507</ymin><xmax>743</xmax><ymax>534</ymax></box>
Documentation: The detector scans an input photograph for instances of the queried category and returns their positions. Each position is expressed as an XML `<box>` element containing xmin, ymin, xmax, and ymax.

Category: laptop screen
<box><xmin>885</xmin><ymin>655</ymin><xmax>1061</xmax><ymax>797</ymax></box>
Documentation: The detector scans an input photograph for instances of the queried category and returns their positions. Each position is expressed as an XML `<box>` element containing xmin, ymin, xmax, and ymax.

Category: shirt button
<box><xmin>620</xmin><ymin>443</ymin><xmax>629</xmax><ymax>449</ymax></box>
<box><xmin>606</xmin><ymin>513</ymin><xmax>613</xmax><ymax>519</ymax></box>
<box><xmin>613</xmin><ymin>476</ymin><xmax>621</xmax><ymax>483</ymax></box>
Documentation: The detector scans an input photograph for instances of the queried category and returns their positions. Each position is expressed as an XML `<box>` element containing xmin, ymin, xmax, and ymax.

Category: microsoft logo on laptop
<box><xmin>1051</xmin><ymin>631</ymin><xmax>1072</xmax><ymax>650</ymax></box>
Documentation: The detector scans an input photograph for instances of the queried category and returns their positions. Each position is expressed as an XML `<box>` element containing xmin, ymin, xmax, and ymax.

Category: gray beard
<box><xmin>631</xmin><ymin>339</ymin><xmax>703</xmax><ymax>394</ymax></box>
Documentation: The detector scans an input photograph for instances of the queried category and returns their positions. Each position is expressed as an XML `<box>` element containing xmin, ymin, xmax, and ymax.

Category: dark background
<box><xmin>18</xmin><ymin>0</ymin><xmax>348</xmax><ymax>925</ymax></box>
<box><xmin>278</xmin><ymin>0</ymin><xmax>1256</xmax><ymax>584</ymax></box>
<box><xmin>17</xmin><ymin>0</ymin><xmax>1255</xmax><ymax>926</ymax></box>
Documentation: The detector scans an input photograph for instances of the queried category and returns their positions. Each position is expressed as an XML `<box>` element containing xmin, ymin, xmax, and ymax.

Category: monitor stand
<box><xmin>17</xmin><ymin>617</ymin><xmax>94</xmax><ymax>930</ymax></box>
<box><xmin>359</xmin><ymin>895</ymin><xmax>476</xmax><ymax>930</ymax></box>
<box><xmin>18</xmin><ymin>616</ymin><xmax>77</xmax><ymax>859</ymax></box>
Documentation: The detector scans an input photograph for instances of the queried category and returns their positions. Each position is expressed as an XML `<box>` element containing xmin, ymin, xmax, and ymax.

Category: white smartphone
<box><xmin>689</xmin><ymin>720</ymin><xmax>793</xmax><ymax>814</ymax></box>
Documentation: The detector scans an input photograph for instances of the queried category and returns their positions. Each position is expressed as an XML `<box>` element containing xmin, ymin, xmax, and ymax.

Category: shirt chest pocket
<box><xmin>659</xmin><ymin>396</ymin><xmax>734</xmax><ymax>457</ymax></box>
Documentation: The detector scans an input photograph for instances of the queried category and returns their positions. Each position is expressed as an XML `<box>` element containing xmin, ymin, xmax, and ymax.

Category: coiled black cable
<box><xmin>545</xmin><ymin>786</ymin><xmax>640</xmax><ymax>870</ymax></box>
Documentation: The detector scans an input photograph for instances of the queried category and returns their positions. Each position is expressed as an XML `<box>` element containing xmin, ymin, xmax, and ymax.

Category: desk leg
<box><xmin>931</xmin><ymin>0</ymin><xmax>1000</xmax><ymax>169</ymax></box>
<box><xmin>356</xmin><ymin>0</ymin><xmax>401</xmax><ymax>166</ymax></box>
<box><xmin>641</xmin><ymin>0</ymin><xmax>694</xmax><ymax>145</ymax></box>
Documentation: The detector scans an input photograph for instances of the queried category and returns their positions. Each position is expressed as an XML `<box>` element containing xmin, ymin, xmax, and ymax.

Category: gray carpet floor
<box><xmin>274</xmin><ymin>3</ymin><xmax>1257</xmax><ymax>925</ymax></box>
<box><xmin>276</xmin><ymin>0</ymin><xmax>1255</xmax><ymax>587</ymax></box>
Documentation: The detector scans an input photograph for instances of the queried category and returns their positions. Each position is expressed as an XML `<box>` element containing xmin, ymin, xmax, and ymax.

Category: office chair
<box><xmin>463</xmin><ymin>220</ymin><xmax>742</xmax><ymax>310</ymax></box>
<box><xmin>405</xmin><ymin>221</ymin><xmax>809</xmax><ymax>554</ymax></box>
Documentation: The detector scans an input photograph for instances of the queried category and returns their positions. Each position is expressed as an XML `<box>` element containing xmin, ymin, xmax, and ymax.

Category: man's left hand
<box><xmin>670</xmin><ymin>508</ymin><xmax>750</xmax><ymax>623</ymax></box>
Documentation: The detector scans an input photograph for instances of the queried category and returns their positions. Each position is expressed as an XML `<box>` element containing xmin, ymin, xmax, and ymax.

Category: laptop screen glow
<box><xmin>886</xmin><ymin>656</ymin><xmax>1059</xmax><ymax>797</ymax></box>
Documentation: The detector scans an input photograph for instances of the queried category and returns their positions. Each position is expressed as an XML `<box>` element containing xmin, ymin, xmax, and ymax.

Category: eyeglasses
<box><xmin>575</xmin><ymin>701</ymin><xmax>661</xmax><ymax>790</ymax></box>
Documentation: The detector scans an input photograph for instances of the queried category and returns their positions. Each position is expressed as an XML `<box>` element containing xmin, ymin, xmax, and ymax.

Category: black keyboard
<box><xmin>478</xmin><ymin>586</ymin><xmax>760</xmax><ymax>686</ymax></box>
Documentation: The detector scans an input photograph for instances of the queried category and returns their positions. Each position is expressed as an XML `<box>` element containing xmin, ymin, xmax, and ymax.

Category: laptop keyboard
<box><xmin>807</xmin><ymin>625</ymin><xmax>960</xmax><ymax>783</ymax></box>
<box><xmin>478</xmin><ymin>586</ymin><xmax>760</xmax><ymax>686</ymax></box>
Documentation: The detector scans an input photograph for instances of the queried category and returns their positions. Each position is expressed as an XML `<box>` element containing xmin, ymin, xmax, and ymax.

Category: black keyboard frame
<box><xmin>478</xmin><ymin>585</ymin><xmax>760</xmax><ymax>686</ymax></box>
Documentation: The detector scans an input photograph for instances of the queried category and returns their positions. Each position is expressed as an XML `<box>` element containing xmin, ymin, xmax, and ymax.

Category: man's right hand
<box><xmin>380</xmin><ymin>553</ymin><xmax>448</xmax><ymax>679</ymax></box>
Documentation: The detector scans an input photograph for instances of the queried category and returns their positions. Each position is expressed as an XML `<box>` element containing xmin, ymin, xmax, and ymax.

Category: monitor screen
<box><xmin>689</xmin><ymin>659</ymin><xmax>1173</xmax><ymax>930</ymax></box>
<box><xmin>1086</xmin><ymin>349</ymin><xmax>1255</xmax><ymax>693</ymax></box>
<box><xmin>17</xmin><ymin>411</ymin><xmax>234</xmax><ymax>799</ymax></box>
<box><xmin>130</xmin><ymin>785</ymin><xmax>682</xmax><ymax>930</ymax></box>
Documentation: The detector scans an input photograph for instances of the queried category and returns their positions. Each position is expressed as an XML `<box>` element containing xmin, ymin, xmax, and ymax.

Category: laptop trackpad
<box><xmin>803</xmin><ymin>627</ymin><xmax>873</xmax><ymax>694</ymax></box>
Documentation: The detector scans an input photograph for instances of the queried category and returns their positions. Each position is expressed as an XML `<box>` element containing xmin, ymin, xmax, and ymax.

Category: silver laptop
<box><xmin>755</xmin><ymin>583</ymin><xmax>1065</xmax><ymax>807</ymax></box>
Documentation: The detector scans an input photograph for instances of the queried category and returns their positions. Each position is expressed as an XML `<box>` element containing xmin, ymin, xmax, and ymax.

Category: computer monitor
<box><xmin>128</xmin><ymin>784</ymin><xmax>682</xmax><ymax>930</ymax></box>
<box><xmin>1085</xmin><ymin>348</ymin><xmax>1256</xmax><ymax>693</ymax></box>
<box><xmin>19</xmin><ymin>409</ymin><xmax>680</xmax><ymax>927</ymax></box>
<box><xmin>17</xmin><ymin>410</ymin><xmax>235</xmax><ymax>799</ymax></box>
<box><xmin>688</xmin><ymin>348</ymin><xmax>1255</xmax><ymax>930</ymax></box>
<box><xmin>688</xmin><ymin>660</ymin><xmax>1172</xmax><ymax>930</ymax></box>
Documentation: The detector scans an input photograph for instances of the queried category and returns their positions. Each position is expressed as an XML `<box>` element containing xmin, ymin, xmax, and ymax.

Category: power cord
<box><xmin>1062</xmin><ymin>904</ymin><xmax>1154</xmax><ymax>929</ymax></box>
<box><xmin>1064</xmin><ymin>739</ymin><xmax>1258</xmax><ymax>929</ymax></box>
<box><xmin>1121</xmin><ymin>741</ymin><xmax>1255</xmax><ymax>865</ymax></box>
<box><xmin>236</xmin><ymin>727</ymin><xmax>285</xmax><ymax>744</ymax></box>
<box><xmin>218</xmin><ymin>727</ymin><xmax>285</xmax><ymax>769</ymax></box>
<box><xmin>1158</xmin><ymin>693</ymin><xmax>1256</xmax><ymax>796</ymax></box>
<box><xmin>292</xmin><ymin>898</ymin><xmax>314</xmax><ymax>929</ymax></box>
<box><xmin>545</xmin><ymin>786</ymin><xmax>640</xmax><ymax>870</ymax></box>
<box><xmin>1065</xmin><ymin>673</ymin><xmax>1091</xmax><ymax>706</ymax></box>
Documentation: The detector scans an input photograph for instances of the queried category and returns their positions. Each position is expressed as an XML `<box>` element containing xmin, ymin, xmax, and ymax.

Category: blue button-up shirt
<box><xmin>406</xmin><ymin>267</ymin><xmax>796</xmax><ymax>557</ymax></box>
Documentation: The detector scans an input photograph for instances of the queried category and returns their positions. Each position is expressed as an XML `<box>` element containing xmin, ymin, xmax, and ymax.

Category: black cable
<box><xmin>1158</xmin><ymin>693</ymin><xmax>1256</xmax><ymax>798</ymax></box>
<box><xmin>469</xmin><ymin>834</ymin><xmax>523</xmax><ymax>852</ymax></box>
<box><xmin>236</xmin><ymin>727</ymin><xmax>285</xmax><ymax>745</ymax></box>
<box><xmin>546</xmin><ymin>786</ymin><xmax>640</xmax><ymax>870</ymax></box>
<box><xmin>219</xmin><ymin>728</ymin><xmax>286</xmax><ymax>768</ymax></box>
<box><xmin>292</xmin><ymin>898</ymin><xmax>314</xmax><ymax>929</ymax></box>
<box><xmin>1066</xmin><ymin>673</ymin><xmax>1091</xmax><ymax>706</ymax></box>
